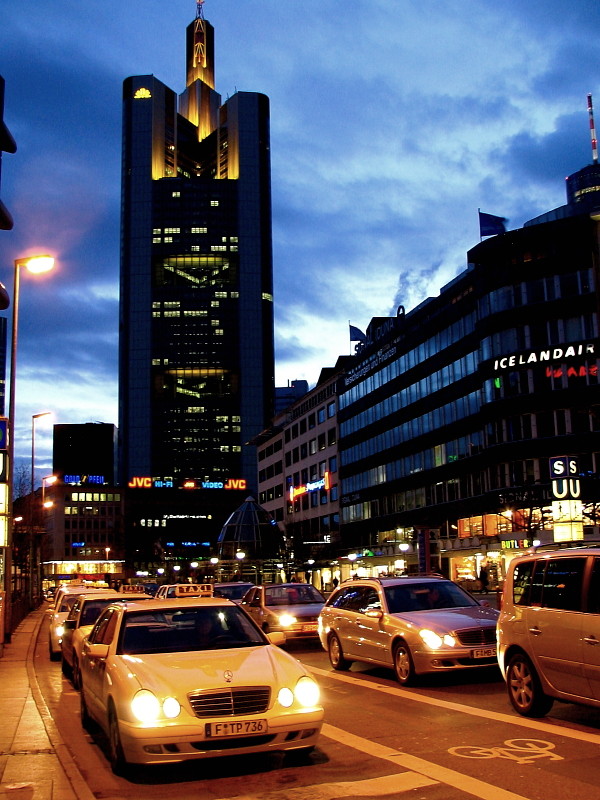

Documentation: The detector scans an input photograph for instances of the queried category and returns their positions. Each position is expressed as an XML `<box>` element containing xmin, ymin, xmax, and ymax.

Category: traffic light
<box><xmin>0</xmin><ymin>75</ymin><xmax>16</xmax><ymax>231</ymax></box>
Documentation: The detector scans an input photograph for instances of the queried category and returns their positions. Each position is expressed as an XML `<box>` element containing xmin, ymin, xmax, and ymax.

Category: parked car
<box><xmin>498</xmin><ymin>547</ymin><xmax>600</xmax><ymax>717</ymax></box>
<box><xmin>48</xmin><ymin>584</ymin><xmax>105</xmax><ymax>660</ymax></box>
<box><xmin>213</xmin><ymin>582</ymin><xmax>254</xmax><ymax>603</ymax></box>
<box><xmin>318</xmin><ymin>575</ymin><xmax>499</xmax><ymax>684</ymax></box>
<box><xmin>240</xmin><ymin>583</ymin><xmax>325</xmax><ymax>640</ymax></box>
<box><xmin>78</xmin><ymin>588</ymin><xmax>323</xmax><ymax>773</ymax></box>
<box><xmin>61</xmin><ymin>589</ymin><xmax>151</xmax><ymax>688</ymax></box>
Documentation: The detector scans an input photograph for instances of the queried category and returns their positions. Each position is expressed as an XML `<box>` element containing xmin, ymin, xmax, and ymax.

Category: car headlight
<box><xmin>162</xmin><ymin>696</ymin><xmax>181</xmax><ymax>719</ymax></box>
<box><xmin>277</xmin><ymin>687</ymin><xmax>294</xmax><ymax>708</ymax></box>
<box><xmin>278</xmin><ymin>613</ymin><xmax>297</xmax><ymax>627</ymax></box>
<box><xmin>419</xmin><ymin>629</ymin><xmax>456</xmax><ymax>649</ymax></box>
<box><xmin>56</xmin><ymin>625</ymin><xmax>65</xmax><ymax>638</ymax></box>
<box><xmin>294</xmin><ymin>676</ymin><xmax>320</xmax><ymax>708</ymax></box>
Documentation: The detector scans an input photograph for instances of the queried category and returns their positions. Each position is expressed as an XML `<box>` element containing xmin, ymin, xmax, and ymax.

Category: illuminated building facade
<box><xmin>338</xmin><ymin>210</ymin><xmax>600</xmax><ymax>588</ymax></box>
<box><xmin>254</xmin><ymin>360</ymin><xmax>350</xmax><ymax>586</ymax></box>
<box><xmin>119</xmin><ymin>7</ymin><xmax>274</xmax><ymax>510</ymax></box>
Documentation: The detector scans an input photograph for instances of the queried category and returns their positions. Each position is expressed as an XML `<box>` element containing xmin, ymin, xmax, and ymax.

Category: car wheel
<box><xmin>328</xmin><ymin>633</ymin><xmax>351</xmax><ymax>671</ymax></box>
<box><xmin>108</xmin><ymin>702</ymin><xmax>129</xmax><ymax>776</ymax></box>
<box><xmin>72</xmin><ymin>657</ymin><xmax>81</xmax><ymax>690</ymax></box>
<box><xmin>80</xmin><ymin>686</ymin><xmax>97</xmax><ymax>733</ymax></box>
<box><xmin>393</xmin><ymin>640</ymin><xmax>417</xmax><ymax>686</ymax></box>
<box><xmin>506</xmin><ymin>652</ymin><xmax>554</xmax><ymax>717</ymax></box>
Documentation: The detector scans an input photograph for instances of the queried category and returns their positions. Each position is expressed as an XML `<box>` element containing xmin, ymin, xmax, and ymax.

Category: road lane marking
<box><xmin>212</xmin><ymin>772</ymin><xmax>437</xmax><ymax>800</ymax></box>
<box><xmin>448</xmin><ymin>739</ymin><xmax>562</xmax><ymax>764</ymax></box>
<box><xmin>310</xmin><ymin>665</ymin><xmax>600</xmax><ymax>745</ymax></box>
<box><xmin>322</xmin><ymin>722</ymin><xmax>533</xmax><ymax>800</ymax></box>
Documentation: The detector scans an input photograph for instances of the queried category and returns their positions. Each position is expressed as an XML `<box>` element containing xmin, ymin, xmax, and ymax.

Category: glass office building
<box><xmin>119</xmin><ymin>8</ymin><xmax>274</xmax><ymax>503</ymax></box>
<box><xmin>338</xmin><ymin>207</ymin><xmax>600</xmax><ymax>587</ymax></box>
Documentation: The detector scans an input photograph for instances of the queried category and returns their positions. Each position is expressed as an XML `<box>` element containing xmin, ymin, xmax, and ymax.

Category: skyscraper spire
<box><xmin>196</xmin><ymin>0</ymin><xmax>205</xmax><ymax>19</ymax></box>
<box><xmin>588</xmin><ymin>93</ymin><xmax>598</xmax><ymax>164</ymax></box>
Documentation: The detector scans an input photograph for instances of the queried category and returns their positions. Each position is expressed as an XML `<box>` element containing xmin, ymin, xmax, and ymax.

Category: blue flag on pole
<box><xmin>349</xmin><ymin>324</ymin><xmax>366</xmax><ymax>342</ymax></box>
<box><xmin>478</xmin><ymin>211</ymin><xmax>507</xmax><ymax>237</ymax></box>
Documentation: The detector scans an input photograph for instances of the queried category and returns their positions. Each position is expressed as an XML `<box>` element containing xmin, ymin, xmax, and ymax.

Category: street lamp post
<box><xmin>29</xmin><ymin>413</ymin><xmax>52</xmax><ymax>607</ymax></box>
<box><xmin>4</xmin><ymin>255</ymin><xmax>55</xmax><ymax>641</ymax></box>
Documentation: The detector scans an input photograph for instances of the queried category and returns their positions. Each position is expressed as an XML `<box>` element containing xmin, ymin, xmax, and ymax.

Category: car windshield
<box><xmin>265</xmin><ymin>585</ymin><xmax>325</xmax><ymax>606</ymax></box>
<box><xmin>118</xmin><ymin>606</ymin><xmax>267</xmax><ymax>654</ymax></box>
<box><xmin>384</xmin><ymin>582</ymin><xmax>479</xmax><ymax>613</ymax></box>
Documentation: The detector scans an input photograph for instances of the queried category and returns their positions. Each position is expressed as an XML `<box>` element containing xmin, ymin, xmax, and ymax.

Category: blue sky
<box><xmin>2</xmin><ymin>0</ymin><xmax>600</xmax><ymax>480</ymax></box>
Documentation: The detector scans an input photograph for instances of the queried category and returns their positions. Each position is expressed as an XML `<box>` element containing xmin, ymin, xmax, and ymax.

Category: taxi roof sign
<box><xmin>174</xmin><ymin>584</ymin><xmax>213</xmax><ymax>597</ymax></box>
<box><xmin>119</xmin><ymin>584</ymin><xmax>147</xmax><ymax>594</ymax></box>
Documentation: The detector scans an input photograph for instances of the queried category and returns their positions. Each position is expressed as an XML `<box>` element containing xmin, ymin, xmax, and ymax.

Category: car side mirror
<box><xmin>267</xmin><ymin>632</ymin><xmax>286</xmax><ymax>646</ymax></box>
<box><xmin>364</xmin><ymin>608</ymin><xmax>383</xmax><ymax>619</ymax></box>
<box><xmin>85</xmin><ymin>642</ymin><xmax>110</xmax><ymax>659</ymax></box>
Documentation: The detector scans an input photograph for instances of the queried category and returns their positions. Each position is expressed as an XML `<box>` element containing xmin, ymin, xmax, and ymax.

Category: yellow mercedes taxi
<box><xmin>78</xmin><ymin>585</ymin><xmax>323</xmax><ymax>774</ymax></box>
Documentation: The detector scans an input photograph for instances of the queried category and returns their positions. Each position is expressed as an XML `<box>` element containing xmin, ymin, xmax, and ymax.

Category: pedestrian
<box><xmin>479</xmin><ymin>564</ymin><xmax>489</xmax><ymax>594</ymax></box>
<box><xmin>332</xmin><ymin>576</ymin><xmax>339</xmax><ymax>589</ymax></box>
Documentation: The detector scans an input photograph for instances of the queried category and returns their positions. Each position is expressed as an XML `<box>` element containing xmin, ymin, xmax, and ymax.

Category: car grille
<box><xmin>455</xmin><ymin>627</ymin><xmax>496</xmax><ymax>647</ymax></box>
<box><xmin>188</xmin><ymin>687</ymin><xmax>271</xmax><ymax>718</ymax></box>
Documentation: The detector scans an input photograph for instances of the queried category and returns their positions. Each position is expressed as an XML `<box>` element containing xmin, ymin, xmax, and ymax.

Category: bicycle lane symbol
<box><xmin>449</xmin><ymin>738</ymin><xmax>563</xmax><ymax>765</ymax></box>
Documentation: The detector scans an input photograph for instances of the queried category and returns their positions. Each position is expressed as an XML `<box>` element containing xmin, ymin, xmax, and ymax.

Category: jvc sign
<box><xmin>549</xmin><ymin>456</ymin><xmax>580</xmax><ymax>499</ymax></box>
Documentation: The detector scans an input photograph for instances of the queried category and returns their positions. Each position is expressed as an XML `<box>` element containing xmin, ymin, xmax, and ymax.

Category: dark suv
<box><xmin>318</xmin><ymin>576</ymin><xmax>499</xmax><ymax>684</ymax></box>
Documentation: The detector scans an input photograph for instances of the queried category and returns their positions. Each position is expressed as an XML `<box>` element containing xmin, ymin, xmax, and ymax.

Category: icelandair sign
<box><xmin>494</xmin><ymin>341</ymin><xmax>596</xmax><ymax>372</ymax></box>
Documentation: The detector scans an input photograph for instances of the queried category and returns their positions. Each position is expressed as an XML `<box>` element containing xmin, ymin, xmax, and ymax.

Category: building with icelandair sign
<box><xmin>336</xmin><ymin>161</ymin><xmax>600</xmax><ymax>590</ymax></box>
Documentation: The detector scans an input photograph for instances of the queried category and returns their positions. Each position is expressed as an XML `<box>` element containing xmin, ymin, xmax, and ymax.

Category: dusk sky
<box><xmin>2</xmin><ymin>0</ymin><xmax>600</xmax><ymax>480</ymax></box>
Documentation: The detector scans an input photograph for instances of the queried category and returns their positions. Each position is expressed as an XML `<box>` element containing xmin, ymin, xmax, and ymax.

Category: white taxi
<box><xmin>48</xmin><ymin>584</ymin><xmax>106</xmax><ymax>660</ymax></box>
<box><xmin>79</xmin><ymin>585</ymin><xmax>323</xmax><ymax>774</ymax></box>
<box><xmin>62</xmin><ymin>586</ymin><xmax>151</xmax><ymax>688</ymax></box>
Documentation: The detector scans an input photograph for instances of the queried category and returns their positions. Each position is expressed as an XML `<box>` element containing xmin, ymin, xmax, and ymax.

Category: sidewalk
<box><xmin>0</xmin><ymin>606</ymin><xmax>94</xmax><ymax>800</ymax></box>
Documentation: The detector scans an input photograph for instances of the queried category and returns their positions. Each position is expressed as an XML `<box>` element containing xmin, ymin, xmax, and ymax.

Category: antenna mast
<box><xmin>588</xmin><ymin>93</ymin><xmax>598</xmax><ymax>164</ymax></box>
<box><xmin>196</xmin><ymin>0</ymin><xmax>205</xmax><ymax>19</ymax></box>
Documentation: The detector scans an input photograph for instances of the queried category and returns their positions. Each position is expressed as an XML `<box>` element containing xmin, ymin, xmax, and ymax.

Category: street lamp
<box><xmin>4</xmin><ymin>256</ymin><xmax>55</xmax><ymax>640</ymax></box>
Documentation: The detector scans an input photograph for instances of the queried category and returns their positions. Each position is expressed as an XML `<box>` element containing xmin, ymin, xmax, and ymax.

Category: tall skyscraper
<box><xmin>119</xmin><ymin>3</ymin><xmax>274</xmax><ymax>501</ymax></box>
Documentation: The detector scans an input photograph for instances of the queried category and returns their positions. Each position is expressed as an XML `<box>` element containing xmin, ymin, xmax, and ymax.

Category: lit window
<box><xmin>211</xmin><ymin>319</ymin><xmax>220</xmax><ymax>326</ymax></box>
<box><xmin>164</xmin><ymin>311</ymin><xmax>180</xmax><ymax>317</ymax></box>
<box><xmin>215</xmin><ymin>292</ymin><xmax>227</xmax><ymax>298</ymax></box>
<box><xmin>211</xmin><ymin>200</ymin><xmax>219</xmax><ymax>206</ymax></box>
<box><xmin>211</xmin><ymin>301</ymin><xmax>220</xmax><ymax>307</ymax></box>
<box><xmin>191</xmin><ymin>227</ymin><xmax>207</xmax><ymax>233</ymax></box>
<box><xmin>164</xmin><ymin>301</ymin><xmax>180</xmax><ymax>308</ymax></box>
<box><xmin>152</xmin><ymin>302</ymin><xmax>161</xmax><ymax>308</ymax></box>
<box><xmin>152</xmin><ymin>237</ymin><xmax>161</xmax><ymax>243</ymax></box>
<box><xmin>164</xmin><ymin>227</ymin><xmax>180</xmax><ymax>234</ymax></box>
<box><xmin>220</xmin><ymin>445</ymin><xmax>230</xmax><ymax>452</ymax></box>
<box><xmin>191</xmin><ymin>246</ymin><xmax>200</xmax><ymax>251</ymax></box>
<box><xmin>230</xmin><ymin>291</ymin><xmax>239</xmax><ymax>298</ymax></box>
<box><xmin>164</xmin><ymin>236</ymin><xmax>173</xmax><ymax>243</ymax></box>
<box><xmin>152</xmin><ymin>311</ymin><xmax>160</xmax><ymax>317</ymax></box>
<box><xmin>233</xmin><ymin>446</ymin><xmax>241</xmax><ymax>453</ymax></box>
<box><xmin>230</xmin><ymin>236</ymin><xmax>238</xmax><ymax>242</ymax></box>
<box><xmin>215</xmin><ymin>329</ymin><xmax>224</xmax><ymax>335</ymax></box>
<box><xmin>262</xmin><ymin>293</ymin><xmax>273</xmax><ymax>302</ymax></box>
<box><xmin>230</xmin><ymin>246</ymin><xmax>238</xmax><ymax>251</ymax></box>
<box><xmin>211</xmin><ymin>245</ymin><xmax>226</xmax><ymax>251</ymax></box>
<box><xmin>152</xmin><ymin>359</ymin><xmax>161</xmax><ymax>365</ymax></box>
<box><xmin>232</xmin><ymin>416</ymin><xmax>241</xmax><ymax>423</ymax></box>
<box><xmin>152</xmin><ymin>228</ymin><xmax>161</xmax><ymax>234</ymax></box>
<box><xmin>172</xmin><ymin>191</ymin><xmax>180</xmax><ymax>198</ymax></box>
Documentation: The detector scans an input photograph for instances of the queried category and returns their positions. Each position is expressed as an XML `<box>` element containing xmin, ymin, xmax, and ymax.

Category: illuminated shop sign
<box><xmin>128</xmin><ymin>476</ymin><xmax>246</xmax><ymax>490</ymax></box>
<box><xmin>64</xmin><ymin>475</ymin><xmax>105</xmax><ymax>485</ymax></box>
<box><xmin>493</xmin><ymin>342</ymin><xmax>596</xmax><ymax>371</ymax></box>
<box><xmin>290</xmin><ymin>472</ymin><xmax>330</xmax><ymax>502</ymax></box>
<box><xmin>546</xmin><ymin>365</ymin><xmax>598</xmax><ymax>378</ymax></box>
<box><xmin>134</xmin><ymin>88</ymin><xmax>152</xmax><ymax>99</ymax></box>
<box><xmin>500</xmin><ymin>539</ymin><xmax>533</xmax><ymax>550</ymax></box>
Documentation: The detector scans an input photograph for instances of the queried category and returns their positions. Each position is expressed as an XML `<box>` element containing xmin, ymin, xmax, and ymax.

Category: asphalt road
<box><xmin>34</xmin><ymin>616</ymin><xmax>600</xmax><ymax>800</ymax></box>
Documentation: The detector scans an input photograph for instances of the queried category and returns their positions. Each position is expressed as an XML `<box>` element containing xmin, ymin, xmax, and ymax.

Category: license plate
<box><xmin>205</xmin><ymin>719</ymin><xmax>268</xmax><ymax>738</ymax></box>
<box><xmin>302</xmin><ymin>623</ymin><xmax>318</xmax><ymax>632</ymax></box>
<box><xmin>471</xmin><ymin>647</ymin><xmax>495</xmax><ymax>658</ymax></box>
